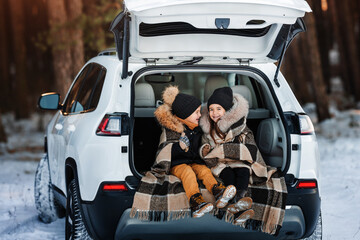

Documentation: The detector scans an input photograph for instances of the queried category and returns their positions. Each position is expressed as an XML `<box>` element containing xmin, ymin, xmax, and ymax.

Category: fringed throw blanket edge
<box><xmin>130</xmin><ymin>207</ymin><xmax>192</xmax><ymax>221</ymax></box>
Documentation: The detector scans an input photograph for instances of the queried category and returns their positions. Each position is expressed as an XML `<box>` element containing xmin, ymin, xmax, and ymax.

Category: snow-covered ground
<box><xmin>0</xmin><ymin>113</ymin><xmax>64</xmax><ymax>240</ymax></box>
<box><xmin>0</xmin><ymin>110</ymin><xmax>360</xmax><ymax>239</ymax></box>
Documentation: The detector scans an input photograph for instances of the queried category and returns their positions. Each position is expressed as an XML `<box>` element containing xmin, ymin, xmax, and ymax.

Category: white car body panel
<box><xmin>125</xmin><ymin>0</ymin><xmax>311</xmax><ymax>60</ymax></box>
<box><xmin>299</xmin><ymin>135</ymin><xmax>320</xmax><ymax>179</ymax></box>
<box><xmin>125</xmin><ymin>0</ymin><xmax>311</xmax><ymax>13</ymax></box>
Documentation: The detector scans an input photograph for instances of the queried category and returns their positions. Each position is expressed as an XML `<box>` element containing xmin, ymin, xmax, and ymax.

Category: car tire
<box><xmin>34</xmin><ymin>154</ymin><xmax>65</xmax><ymax>223</ymax></box>
<box><xmin>65</xmin><ymin>179</ymin><xmax>92</xmax><ymax>240</ymax></box>
<box><xmin>302</xmin><ymin>211</ymin><xmax>322</xmax><ymax>240</ymax></box>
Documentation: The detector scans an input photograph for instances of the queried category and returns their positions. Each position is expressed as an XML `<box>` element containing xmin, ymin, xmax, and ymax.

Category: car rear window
<box><xmin>139</xmin><ymin>22</ymin><xmax>271</xmax><ymax>37</ymax></box>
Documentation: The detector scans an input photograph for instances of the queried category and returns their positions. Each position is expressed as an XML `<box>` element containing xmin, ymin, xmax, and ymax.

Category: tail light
<box><xmin>96</xmin><ymin>113</ymin><xmax>130</xmax><ymax>136</ymax></box>
<box><xmin>296</xmin><ymin>180</ymin><xmax>317</xmax><ymax>189</ymax></box>
<box><xmin>103</xmin><ymin>183</ymin><xmax>128</xmax><ymax>192</ymax></box>
<box><xmin>298</xmin><ymin>115</ymin><xmax>315</xmax><ymax>135</ymax></box>
<box><xmin>284</xmin><ymin>112</ymin><xmax>315</xmax><ymax>135</ymax></box>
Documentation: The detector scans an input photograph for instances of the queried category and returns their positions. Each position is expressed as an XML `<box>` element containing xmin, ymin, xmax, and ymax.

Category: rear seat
<box><xmin>231</xmin><ymin>85</ymin><xmax>282</xmax><ymax>168</ymax></box>
<box><xmin>231</xmin><ymin>85</ymin><xmax>270</xmax><ymax>119</ymax></box>
<box><xmin>133</xmin><ymin>83</ymin><xmax>161</xmax><ymax>172</ymax></box>
<box><xmin>256</xmin><ymin>118</ymin><xmax>283</xmax><ymax>168</ymax></box>
<box><xmin>134</xmin><ymin>83</ymin><xmax>156</xmax><ymax>117</ymax></box>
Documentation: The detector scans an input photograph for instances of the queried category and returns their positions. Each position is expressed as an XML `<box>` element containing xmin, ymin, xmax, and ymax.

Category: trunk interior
<box><xmin>132</xmin><ymin>70</ymin><xmax>287</xmax><ymax>176</ymax></box>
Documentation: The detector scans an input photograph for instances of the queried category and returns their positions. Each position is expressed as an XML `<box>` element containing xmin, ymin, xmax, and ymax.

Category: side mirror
<box><xmin>38</xmin><ymin>92</ymin><xmax>61</xmax><ymax>110</ymax></box>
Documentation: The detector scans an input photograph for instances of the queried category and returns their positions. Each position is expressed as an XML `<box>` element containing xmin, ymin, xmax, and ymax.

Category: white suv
<box><xmin>35</xmin><ymin>0</ymin><xmax>321</xmax><ymax>239</ymax></box>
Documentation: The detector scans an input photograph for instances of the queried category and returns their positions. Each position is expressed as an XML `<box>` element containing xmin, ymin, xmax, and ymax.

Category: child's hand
<box><xmin>179</xmin><ymin>132</ymin><xmax>190</xmax><ymax>152</ymax></box>
<box><xmin>201</xmin><ymin>144</ymin><xmax>211</xmax><ymax>157</ymax></box>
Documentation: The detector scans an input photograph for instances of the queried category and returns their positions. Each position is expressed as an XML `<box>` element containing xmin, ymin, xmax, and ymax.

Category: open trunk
<box><xmin>132</xmin><ymin>68</ymin><xmax>288</xmax><ymax>176</ymax></box>
<box><xmin>110</xmin><ymin>0</ymin><xmax>311</xmax><ymax>78</ymax></box>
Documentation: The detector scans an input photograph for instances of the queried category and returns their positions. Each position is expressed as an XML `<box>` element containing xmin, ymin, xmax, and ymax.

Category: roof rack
<box><xmin>98</xmin><ymin>48</ymin><xmax>117</xmax><ymax>56</ymax></box>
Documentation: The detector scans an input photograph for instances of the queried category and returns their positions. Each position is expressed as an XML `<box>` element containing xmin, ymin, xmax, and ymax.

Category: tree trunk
<box><xmin>0</xmin><ymin>112</ymin><xmax>6</xmax><ymax>143</ymax></box>
<box><xmin>47</xmin><ymin>0</ymin><xmax>72</xmax><ymax>98</ymax></box>
<box><xmin>311</xmin><ymin>0</ymin><xmax>332</xmax><ymax>93</ymax></box>
<box><xmin>9</xmin><ymin>0</ymin><xmax>30</xmax><ymax>119</ymax></box>
<box><xmin>351</xmin><ymin>0</ymin><xmax>360</xmax><ymax>62</ymax></box>
<box><xmin>0</xmin><ymin>2</ymin><xmax>10</xmax><ymax>113</ymax></box>
<box><xmin>83</xmin><ymin>0</ymin><xmax>107</xmax><ymax>59</ymax></box>
<box><xmin>66</xmin><ymin>0</ymin><xmax>85</xmax><ymax>79</ymax></box>
<box><xmin>303</xmin><ymin>1</ymin><xmax>330</xmax><ymax>122</ymax></box>
<box><xmin>283</xmin><ymin>37</ymin><xmax>313</xmax><ymax>105</ymax></box>
<box><xmin>327</xmin><ymin>0</ymin><xmax>351</xmax><ymax>104</ymax></box>
<box><xmin>334</xmin><ymin>0</ymin><xmax>360</xmax><ymax>102</ymax></box>
<box><xmin>23</xmin><ymin>0</ymin><xmax>54</xmax><ymax>110</ymax></box>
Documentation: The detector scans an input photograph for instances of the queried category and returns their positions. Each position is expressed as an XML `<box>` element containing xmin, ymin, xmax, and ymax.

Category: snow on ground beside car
<box><xmin>0</xmin><ymin>111</ymin><xmax>360</xmax><ymax>239</ymax></box>
<box><xmin>315</xmin><ymin>109</ymin><xmax>360</xmax><ymax>240</ymax></box>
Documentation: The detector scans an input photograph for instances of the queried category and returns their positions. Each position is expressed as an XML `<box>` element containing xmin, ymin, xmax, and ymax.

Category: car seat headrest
<box><xmin>135</xmin><ymin>83</ymin><xmax>155</xmax><ymax>107</ymax></box>
<box><xmin>231</xmin><ymin>85</ymin><xmax>253</xmax><ymax>108</ymax></box>
<box><xmin>204</xmin><ymin>75</ymin><xmax>229</xmax><ymax>102</ymax></box>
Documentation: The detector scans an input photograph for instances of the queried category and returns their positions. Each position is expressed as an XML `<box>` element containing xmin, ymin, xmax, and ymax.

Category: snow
<box><xmin>0</xmin><ymin>111</ymin><xmax>360</xmax><ymax>239</ymax></box>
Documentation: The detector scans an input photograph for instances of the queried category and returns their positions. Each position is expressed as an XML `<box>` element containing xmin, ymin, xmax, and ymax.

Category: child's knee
<box><xmin>173</xmin><ymin>164</ymin><xmax>195</xmax><ymax>178</ymax></box>
<box><xmin>197</xmin><ymin>165</ymin><xmax>214</xmax><ymax>177</ymax></box>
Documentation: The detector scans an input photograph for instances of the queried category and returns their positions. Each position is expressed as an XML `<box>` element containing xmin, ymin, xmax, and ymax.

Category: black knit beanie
<box><xmin>207</xmin><ymin>87</ymin><xmax>233</xmax><ymax>111</ymax></box>
<box><xmin>172</xmin><ymin>93</ymin><xmax>201</xmax><ymax>119</ymax></box>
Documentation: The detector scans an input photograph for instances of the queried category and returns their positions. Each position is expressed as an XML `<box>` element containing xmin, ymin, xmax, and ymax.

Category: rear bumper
<box><xmin>114</xmin><ymin>181</ymin><xmax>320</xmax><ymax>240</ymax></box>
<box><xmin>82</xmin><ymin>178</ymin><xmax>320</xmax><ymax>240</ymax></box>
<box><xmin>115</xmin><ymin>205</ymin><xmax>305</xmax><ymax>240</ymax></box>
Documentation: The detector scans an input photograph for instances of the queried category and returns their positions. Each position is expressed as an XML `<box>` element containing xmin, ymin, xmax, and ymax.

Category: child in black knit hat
<box><xmin>200</xmin><ymin>87</ymin><xmax>255</xmax><ymax>225</ymax></box>
<box><xmin>154</xmin><ymin>85</ymin><xmax>236</xmax><ymax>218</ymax></box>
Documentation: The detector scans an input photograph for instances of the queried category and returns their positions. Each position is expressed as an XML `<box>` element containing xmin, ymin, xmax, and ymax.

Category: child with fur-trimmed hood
<box><xmin>199</xmin><ymin>87</ymin><xmax>261</xmax><ymax>224</ymax></box>
<box><xmin>198</xmin><ymin>88</ymin><xmax>287</xmax><ymax>233</ymax></box>
<box><xmin>150</xmin><ymin>86</ymin><xmax>236</xmax><ymax>218</ymax></box>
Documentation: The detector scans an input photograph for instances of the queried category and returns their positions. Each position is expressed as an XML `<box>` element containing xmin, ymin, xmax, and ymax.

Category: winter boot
<box><xmin>234</xmin><ymin>209</ymin><xmax>255</xmax><ymax>225</ymax></box>
<box><xmin>227</xmin><ymin>197</ymin><xmax>253</xmax><ymax>214</ymax></box>
<box><xmin>190</xmin><ymin>193</ymin><xmax>214</xmax><ymax>218</ymax></box>
<box><xmin>212</xmin><ymin>183</ymin><xmax>236</xmax><ymax>209</ymax></box>
<box><xmin>227</xmin><ymin>189</ymin><xmax>252</xmax><ymax>214</ymax></box>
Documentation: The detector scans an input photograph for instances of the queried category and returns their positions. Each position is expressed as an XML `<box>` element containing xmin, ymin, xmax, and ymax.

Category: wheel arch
<box><xmin>65</xmin><ymin>158</ymin><xmax>78</xmax><ymax>194</ymax></box>
<box><xmin>65</xmin><ymin>157</ymin><xmax>95</xmax><ymax>239</ymax></box>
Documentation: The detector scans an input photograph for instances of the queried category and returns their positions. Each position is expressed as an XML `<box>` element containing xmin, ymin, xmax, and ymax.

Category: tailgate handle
<box><xmin>215</xmin><ymin>18</ymin><xmax>230</xmax><ymax>29</ymax></box>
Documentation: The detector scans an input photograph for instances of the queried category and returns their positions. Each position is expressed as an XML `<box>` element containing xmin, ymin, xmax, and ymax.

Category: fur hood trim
<box><xmin>200</xmin><ymin>93</ymin><xmax>249</xmax><ymax>134</ymax></box>
<box><xmin>154</xmin><ymin>103</ymin><xmax>185</xmax><ymax>133</ymax></box>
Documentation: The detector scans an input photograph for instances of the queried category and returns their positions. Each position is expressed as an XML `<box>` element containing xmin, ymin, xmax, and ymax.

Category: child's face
<box><xmin>185</xmin><ymin>106</ymin><xmax>201</xmax><ymax>125</ymax></box>
<box><xmin>209</xmin><ymin>104</ymin><xmax>226</xmax><ymax>122</ymax></box>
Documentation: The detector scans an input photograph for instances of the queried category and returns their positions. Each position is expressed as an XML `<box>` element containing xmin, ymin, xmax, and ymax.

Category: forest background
<box><xmin>0</xmin><ymin>0</ymin><xmax>359</xmax><ymax>143</ymax></box>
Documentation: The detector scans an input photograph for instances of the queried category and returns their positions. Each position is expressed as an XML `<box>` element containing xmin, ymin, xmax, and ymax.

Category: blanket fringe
<box><xmin>224</xmin><ymin>211</ymin><xmax>234</xmax><ymax>223</ymax></box>
<box><xmin>130</xmin><ymin>207</ymin><xmax>191</xmax><ymax>222</ymax></box>
<box><xmin>211</xmin><ymin>209</ymin><xmax>280</xmax><ymax>236</ymax></box>
<box><xmin>131</xmin><ymin>207</ymin><xmax>281</xmax><ymax>236</ymax></box>
<box><xmin>243</xmin><ymin>219</ymin><xmax>280</xmax><ymax>235</ymax></box>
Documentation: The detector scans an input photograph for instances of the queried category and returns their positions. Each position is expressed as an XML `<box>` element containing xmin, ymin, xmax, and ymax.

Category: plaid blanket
<box><xmin>199</xmin><ymin>93</ymin><xmax>288</xmax><ymax>235</ymax></box>
<box><xmin>131</xmin><ymin>92</ymin><xmax>287</xmax><ymax>235</ymax></box>
<box><xmin>130</xmin><ymin>128</ymin><xmax>198</xmax><ymax>221</ymax></box>
<box><xmin>130</xmin><ymin>127</ymin><xmax>286</xmax><ymax>235</ymax></box>
<box><xmin>201</xmin><ymin>126</ymin><xmax>287</xmax><ymax>235</ymax></box>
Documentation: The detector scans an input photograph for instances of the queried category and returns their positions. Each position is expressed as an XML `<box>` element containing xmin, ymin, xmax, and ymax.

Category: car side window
<box><xmin>62</xmin><ymin>63</ymin><xmax>106</xmax><ymax>115</ymax></box>
<box><xmin>87</xmin><ymin>69</ymin><xmax>106</xmax><ymax>110</ymax></box>
<box><xmin>63</xmin><ymin>65</ymin><xmax>91</xmax><ymax>114</ymax></box>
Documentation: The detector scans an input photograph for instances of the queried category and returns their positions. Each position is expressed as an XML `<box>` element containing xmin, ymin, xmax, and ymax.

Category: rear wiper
<box><xmin>177</xmin><ymin>57</ymin><xmax>203</xmax><ymax>65</ymax></box>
